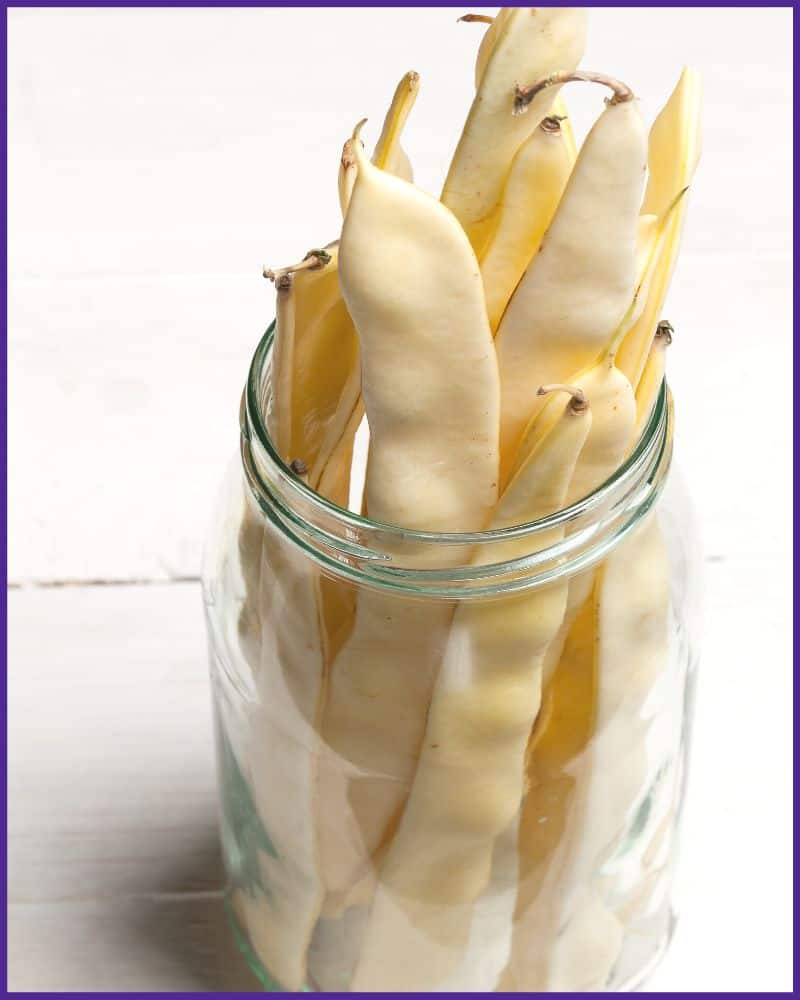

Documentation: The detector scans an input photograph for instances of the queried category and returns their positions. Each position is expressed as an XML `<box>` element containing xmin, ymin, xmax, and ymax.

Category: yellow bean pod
<box><xmin>263</xmin><ymin>246</ymin><xmax>358</xmax><ymax>481</ymax></box>
<box><xmin>498</xmin><ymin>595</ymin><xmax>599</xmax><ymax>990</ymax></box>
<box><xmin>338</xmin><ymin>71</ymin><xmax>419</xmax><ymax>218</ymax></box>
<box><xmin>265</xmin><ymin>273</ymin><xmax>296</xmax><ymax>461</ymax></box>
<box><xmin>502</xmin><ymin>512</ymin><xmax>670</xmax><ymax>990</ymax></box>
<box><xmin>479</xmin><ymin>112</ymin><xmax>574</xmax><ymax>333</ymax></box>
<box><xmin>617</xmin><ymin>67</ymin><xmax>702</xmax><ymax>388</ymax></box>
<box><xmin>338</xmin><ymin>138</ymin><xmax>360</xmax><ymax>218</ymax></box>
<box><xmin>541</xmin><ymin>513</ymin><xmax>671</xmax><ymax>989</ymax></box>
<box><xmin>442</xmin><ymin>7</ymin><xmax>587</xmax><ymax>254</ymax></box>
<box><xmin>372</xmin><ymin>70</ymin><xmax>419</xmax><ymax>179</ymax></box>
<box><xmin>632</xmin><ymin>320</ymin><xmax>672</xmax><ymax>445</ymax></box>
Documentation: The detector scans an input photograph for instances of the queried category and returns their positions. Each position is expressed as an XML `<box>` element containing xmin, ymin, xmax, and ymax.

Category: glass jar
<box><xmin>202</xmin><ymin>324</ymin><xmax>702</xmax><ymax>993</ymax></box>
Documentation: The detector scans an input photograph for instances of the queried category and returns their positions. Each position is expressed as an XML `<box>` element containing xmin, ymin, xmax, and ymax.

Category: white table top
<box><xmin>7</xmin><ymin>7</ymin><xmax>793</xmax><ymax>992</ymax></box>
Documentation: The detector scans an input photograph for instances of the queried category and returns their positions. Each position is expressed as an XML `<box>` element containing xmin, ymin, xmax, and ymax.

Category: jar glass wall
<box><xmin>202</xmin><ymin>326</ymin><xmax>702</xmax><ymax>992</ymax></box>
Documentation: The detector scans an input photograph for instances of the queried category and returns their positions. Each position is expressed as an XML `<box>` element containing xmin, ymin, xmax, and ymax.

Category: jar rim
<box><xmin>244</xmin><ymin>322</ymin><xmax>670</xmax><ymax>546</ymax></box>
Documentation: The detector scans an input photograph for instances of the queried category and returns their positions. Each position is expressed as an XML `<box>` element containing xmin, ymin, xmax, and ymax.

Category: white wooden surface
<box><xmin>7</xmin><ymin>7</ymin><xmax>793</xmax><ymax>993</ymax></box>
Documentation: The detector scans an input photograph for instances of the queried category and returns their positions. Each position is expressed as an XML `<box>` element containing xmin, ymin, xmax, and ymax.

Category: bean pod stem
<box><xmin>263</xmin><ymin>248</ymin><xmax>333</xmax><ymax>283</ymax></box>
<box><xmin>537</xmin><ymin>383</ymin><xmax>589</xmax><ymax>414</ymax></box>
<box><xmin>514</xmin><ymin>70</ymin><xmax>635</xmax><ymax>117</ymax></box>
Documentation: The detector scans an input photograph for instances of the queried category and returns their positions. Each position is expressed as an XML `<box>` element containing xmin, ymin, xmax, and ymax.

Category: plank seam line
<box><xmin>8</xmin><ymin>576</ymin><xmax>201</xmax><ymax>590</ymax></box>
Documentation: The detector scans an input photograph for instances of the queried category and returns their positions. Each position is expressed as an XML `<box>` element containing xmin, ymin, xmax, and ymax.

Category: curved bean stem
<box><xmin>514</xmin><ymin>70</ymin><xmax>634</xmax><ymax>116</ymax></box>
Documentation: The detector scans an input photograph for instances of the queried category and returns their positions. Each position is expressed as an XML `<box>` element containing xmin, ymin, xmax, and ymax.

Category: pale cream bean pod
<box><xmin>495</xmin><ymin>71</ymin><xmax>647</xmax><ymax>485</ymax></box>
<box><xmin>316</xmin><ymin>125</ymin><xmax>501</xmax><ymax>920</ymax></box>
<box><xmin>239</xmin><ymin>95</ymin><xmax>425</xmax><ymax>980</ymax></box>
<box><xmin>231</xmin><ymin>522</ymin><xmax>329</xmax><ymax>990</ymax></box>
<box><xmin>513</xmin><ymin>183</ymin><xmax>684</xmax><ymax>691</ymax></box>
<box><xmin>350</xmin><ymin>389</ymin><xmax>592</xmax><ymax>992</ymax></box>
<box><xmin>328</xmin><ymin>70</ymin><xmax>422</xmax><ymax>517</ymax></box>
<box><xmin>338</xmin><ymin>123</ymin><xmax>500</xmax><ymax>533</ymax></box>
<box><xmin>457</xmin><ymin>11</ymin><xmax>511</xmax><ymax>90</ymax></box>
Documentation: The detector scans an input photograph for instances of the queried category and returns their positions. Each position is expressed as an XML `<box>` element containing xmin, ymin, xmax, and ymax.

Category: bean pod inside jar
<box><xmin>202</xmin><ymin>6</ymin><xmax>703</xmax><ymax>992</ymax></box>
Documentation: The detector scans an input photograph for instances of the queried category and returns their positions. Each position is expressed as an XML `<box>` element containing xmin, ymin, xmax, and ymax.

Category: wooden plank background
<box><xmin>7</xmin><ymin>7</ymin><xmax>793</xmax><ymax>991</ymax></box>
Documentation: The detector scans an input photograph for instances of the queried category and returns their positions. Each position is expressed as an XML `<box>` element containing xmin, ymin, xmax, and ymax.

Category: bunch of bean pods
<box><xmin>236</xmin><ymin>6</ymin><xmax>702</xmax><ymax>992</ymax></box>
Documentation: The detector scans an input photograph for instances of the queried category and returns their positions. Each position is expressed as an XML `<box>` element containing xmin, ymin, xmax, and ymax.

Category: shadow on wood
<box><xmin>120</xmin><ymin>826</ymin><xmax>261</xmax><ymax>992</ymax></box>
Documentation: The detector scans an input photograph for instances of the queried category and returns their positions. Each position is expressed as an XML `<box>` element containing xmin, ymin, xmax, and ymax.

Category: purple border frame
<box><xmin>2</xmin><ymin>0</ymin><xmax>9</xmax><ymax>994</ymax></box>
<box><xmin>1</xmin><ymin>1</ymin><xmax>797</xmax><ymax>6</ymax></box>
<box><xmin>1</xmin><ymin>1</ymin><xmax>796</xmax><ymax>996</ymax></box>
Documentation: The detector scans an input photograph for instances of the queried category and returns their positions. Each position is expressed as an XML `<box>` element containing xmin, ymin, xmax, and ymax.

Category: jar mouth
<box><xmin>241</xmin><ymin>323</ymin><xmax>673</xmax><ymax>596</ymax></box>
